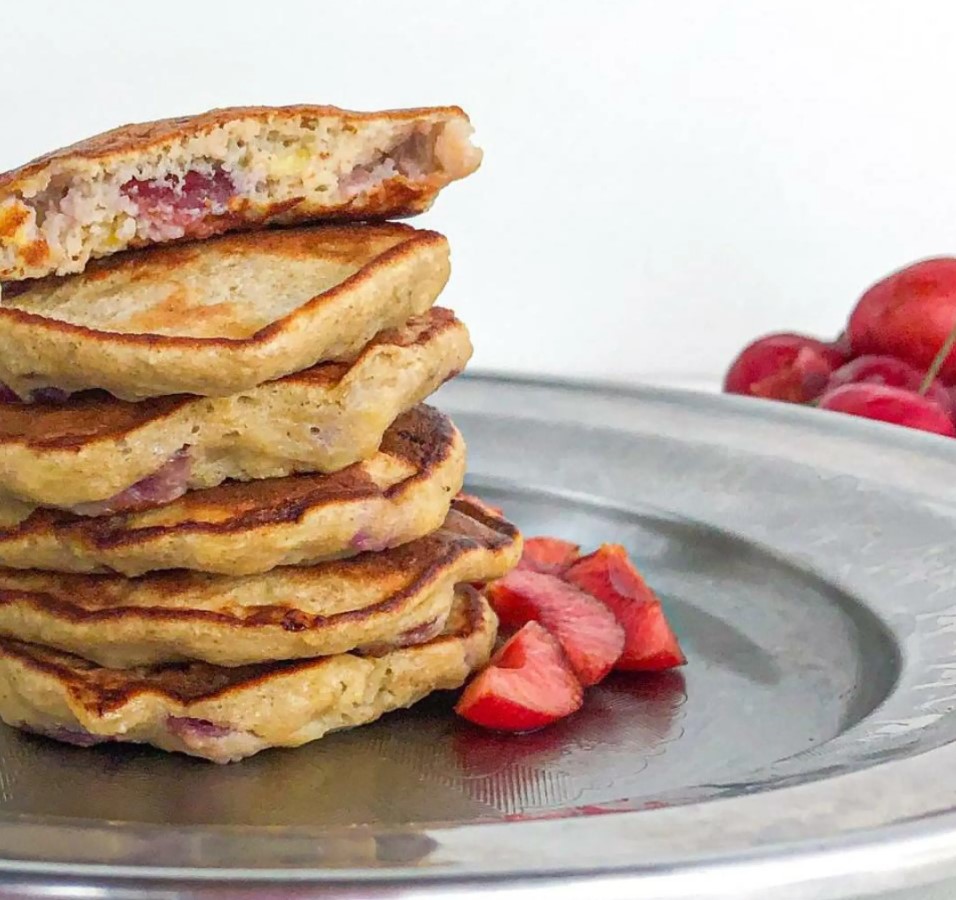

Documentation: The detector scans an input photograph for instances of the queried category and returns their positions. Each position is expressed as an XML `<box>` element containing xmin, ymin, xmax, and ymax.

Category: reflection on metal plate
<box><xmin>0</xmin><ymin>376</ymin><xmax>954</xmax><ymax>900</ymax></box>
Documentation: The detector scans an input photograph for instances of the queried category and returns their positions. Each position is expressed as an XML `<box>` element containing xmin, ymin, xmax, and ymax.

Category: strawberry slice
<box><xmin>455</xmin><ymin>621</ymin><xmax>583</xmax><ymax>731</ymax></box>
<box><xmin>516</xmin><ymin>536</ymin><xmax>581</xmax><ymax>575</ymax></box>
<box><xmin>566</xmin><ymin>544</ymin><xmax>685</xmax><ymax>671</ymax></box>
<box><xmin>487</xmin><ymin>570</ymin><xmax>625</xmax><ymax>685</ymax></box>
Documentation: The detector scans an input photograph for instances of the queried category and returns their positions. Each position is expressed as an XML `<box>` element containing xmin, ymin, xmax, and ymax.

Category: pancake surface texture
<box><xmin>0</xmin><ymin>104</ymin><xmax>481</xmax><ymax>281</ymax></box>
<box><xmin>0</xmin><ymin>587</ymin><xmax>496</xmax><ymax>763</ymax></box>
<box><xmin>0</xmin><ymin>224</ymin><xmax>449</xmax><ymax>400</ymax></box>
<box><xmin>0</xmin><ymin>310</ymin><xmax>470</xmax><ymax>514</ymax></box>
<box><xmin>0</xmin><ymin>498</ymin><xmax>520</xmax><ymax>667</ymax></box>
<box><xmin>0</xmin><ymin>406</ymin><xmax>465</xmax><ymax>575</ymax></box>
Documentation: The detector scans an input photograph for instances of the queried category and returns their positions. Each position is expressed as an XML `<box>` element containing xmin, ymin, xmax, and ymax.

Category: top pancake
<box><xmin>0</xmin><ymin>104</ymin><xmax>481</xmax><ymax>281</ymax></box>
<box><xmin>0</xmin><ymin>223</ymin><xmax>448</xmax><ymax>400</ymax></box>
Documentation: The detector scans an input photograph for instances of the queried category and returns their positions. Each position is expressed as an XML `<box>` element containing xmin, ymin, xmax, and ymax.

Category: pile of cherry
<box><xmin>724</xmin><ymin>257</ymin><xmax>956</xmax><ymax>436</ymax></box>
<box><xmin>455</xmin><ymin>532</ymin><xmax>684</xmax><ymax>732</ymax></box>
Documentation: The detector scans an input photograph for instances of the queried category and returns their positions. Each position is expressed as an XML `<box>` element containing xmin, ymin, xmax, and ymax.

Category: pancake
<box><xmin>0</xmin><ymin>224</ymin><xmax>448</xmax><ymax>400</ymax></box>
<box><xmin>0</xmin><ymin>498</ymin><xmax>520</xmax><ymax>668</ymax></box>
<box><xmin>0</xmin><ymin>103</ymin><xmax>480</xmax><ymax>282</ymax></box>
<box><xmin>0</xmin><ymin>310</ymin><xmax>469</xmax><ymax>514</ymax></box>
<box><xmin>0</xmin><ymin>405</ymin><xmax>464</xmax><ymax>575</ymax></box>
<box><xmin>0</xmin><ymin>586</ymin><xmax>496</xmax><ymax>763</ymax></box>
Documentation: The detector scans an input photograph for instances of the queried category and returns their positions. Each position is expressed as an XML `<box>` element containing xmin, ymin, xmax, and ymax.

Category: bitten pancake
<box><xmin>0</xmin><ymin>498</ymin><xmax>520</xmax><ymax>668</ymax></box>
<box><xmin>0</xmin><ymin>406</ymin><xmax>464</xmax><ymax>575</ymax></box>
<box><xmin>0</xmin><ymin>224</ymin><xmax>448</xmax><ymax>400</ymax></box>
<box><xmin>0</xmin><ymin>311</ymin><xmax>470</xmax><ymax>515</ymax></box>
<box><xmin>0</xmin><ymin>104</ymin><xmax>480</xmax><ymax>281</ymax></box>
<box><xmin>0</xmin><ymin>587</ymin><xmax>496</xmax><ymax>763</ymax></box>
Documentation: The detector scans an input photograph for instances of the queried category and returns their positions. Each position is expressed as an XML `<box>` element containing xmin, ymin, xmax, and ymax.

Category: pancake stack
<box><xmin>0</xmin><ymin>104</ymin><xmax>520</xmax><ymax>762</ymax></box>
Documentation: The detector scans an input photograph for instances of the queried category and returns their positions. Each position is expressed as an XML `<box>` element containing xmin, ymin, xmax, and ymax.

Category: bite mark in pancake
<box><xmin>0</xmin><ymin>104</ymin><xmax>480</xmax><ymax>282</ymax></box>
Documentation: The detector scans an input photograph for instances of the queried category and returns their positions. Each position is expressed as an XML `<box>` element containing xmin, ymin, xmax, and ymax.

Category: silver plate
<box><xmin>3</xmin><ymin>375</ymin><xmax>956</xmax><ymax>899</ymax></box>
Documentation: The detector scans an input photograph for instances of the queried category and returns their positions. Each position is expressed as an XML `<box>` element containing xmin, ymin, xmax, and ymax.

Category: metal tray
<box><xmin>3</xmin><ymin>374</ymin><xmax>956</xmax><ymax>899</ymax></box>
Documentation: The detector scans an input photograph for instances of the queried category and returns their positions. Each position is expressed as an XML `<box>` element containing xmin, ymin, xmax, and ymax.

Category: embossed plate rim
<box><xmin>4</xmin><ymin>373</ymin><xmax>956</xmax><ymax>899</ymax></box>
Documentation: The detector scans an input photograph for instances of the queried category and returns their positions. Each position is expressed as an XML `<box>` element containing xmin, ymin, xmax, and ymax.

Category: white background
<box><xmin>3</xmin><ymin>0</ymin><xmax>955</xmax><ymax>389</ymax></box>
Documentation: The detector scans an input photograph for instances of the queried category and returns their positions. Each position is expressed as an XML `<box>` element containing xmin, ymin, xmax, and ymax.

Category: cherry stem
<box><xmin>920</xmin><ymin>321</ymin><xmax>956</xmax><ymax>394</ymax></box>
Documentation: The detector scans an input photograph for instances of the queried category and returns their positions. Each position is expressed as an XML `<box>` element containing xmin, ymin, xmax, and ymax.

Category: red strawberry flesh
<box><xmin>455</xmin><ymin>621</ymin><xmax>583</xmax><ymax>732</ymax></box>
<box><xmin>516</xmin><ymin>536</ymin><xmax>581</xmax><ymax>575</ymax></box>
<box><xmin>487</xmin><ymin>570</ymin><xmax>624</xmax><ymax>685</ymax></box>
<box><xmin>566</xmin><ymin>544</ymin><xmax>686</xmax><ymax>671</ymax></box>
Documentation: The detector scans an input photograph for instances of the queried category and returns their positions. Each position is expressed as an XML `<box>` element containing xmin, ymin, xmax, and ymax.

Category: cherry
<box><xmin>848</xmin><ymin>258</ymin><xmax>956</xmax><ymax>383</ymax></box>
<box><xmin>827</xmin><ymin>355</ymin><xmax>954</xmax><ymax>418</ymax></box>
<box><xmin>831</xmin><ymin>330</ymin><xmax>853</xmax><ymax>358</ymax></box>
<box><xmin>818</xmin><ymin>383</ymin><xmax>956</xmax><ymax>437</ymax></box>
<box><xmin>29</xmin><ymin>387</ymin><xmax>70</xmax><ymax>404</ymax></box>
<box><xmin>0</xmin><ymin>384</ymin><xmax>71</xmax><ymax>404</ymax></box>
<box><xmin>724</xmin><ymin>333</ymin><xmax>848</xmax><ymax>403</ymax></box>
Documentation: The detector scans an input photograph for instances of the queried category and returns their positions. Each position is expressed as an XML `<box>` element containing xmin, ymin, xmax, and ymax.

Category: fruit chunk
<box><xmin>121</xmin><ymin>166</ymin><xmax>236</xmax><ymax>237</ymax></box>
<box><xmin>831</xmin><ymin>330</ymin><xmax>853</xmax><ymax>358</ymax></box>
<box><xmin>69</xmin><ymin>446</ymin><xmax>192</xmax><ymax>517</ymax></box>
<box><xmin>516</xmin><ymin>536</ymin><xmax>581</xmax><ymax>575</ymax></box>
<box><xmin>723</xmin><ymin>333</ymin><xmax>847</xmax><ymax>403</ymax></box>
<box><xmin>0</xmin><ymin>384</ymin><xmax>71</xmax><ymax>404</ymax></box>
<box><xmin>847</xmin><ymin>258</ymin><xmax>956</xmax><ymax>383</ymax></box>
<box><xmin>817</xmin><ymin>383</ymin><xmax>956</xmax><ymax>436</ymax></box>
<box><xmin>487</xmin><ymin>570</ymin><xmax>624</xmax><ymax>685</ymax></box>
<box><xmin>826</xmin><ymin>355</ymin><xmax>954</xmax><ymax>417</ymax></box>
<box><xmin>566</xmin><ymin>545</ymin><xmax>685</xmax><ymax>671</ymax></box>
<box><xmin>455</xmin><ymin>622</ymin><xmax>583</xmax><ymax>732</ymax></box>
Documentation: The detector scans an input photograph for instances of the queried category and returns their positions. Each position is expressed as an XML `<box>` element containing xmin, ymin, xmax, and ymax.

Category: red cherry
<box><xmin>0</xmin><ymin>383</ymin><xmax>72</xmax><ymax>404</ymax></box>
<box><xmin>848</xmin><ymin>258</ymin><xmax>956</xmax><ymax>384</ymax></box>
<box><xmin>818</xmin><ymin>383</ymin><xmax>956</xmax><ymax>436</ymax></box>
<box><xmin>831</xmin><ymin>331</ymin><xmax>854</xmax><ymax>358</ymax></box>
<box><xmin>827</xmin><ymin>355</ymin><xmax>954</xmax><ymax>418</ymax></box>
<box><xmin>724</xmin><ymin>333</ymin><xmax>848</xmax><ymax>403</ymax></box>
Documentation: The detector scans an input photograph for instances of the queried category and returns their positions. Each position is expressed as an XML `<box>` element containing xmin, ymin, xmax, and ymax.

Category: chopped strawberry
<box><xmin>566</xmin><ymin>545</ymin><xmax>685</xmax><ymax>671</ymax></box>
<box><xmin>516</xmin><ymin>536</ymin><xmax>581</xmax><ymax>575</ymax></box>
<box><xmin>455</xmin><ymin>622</ymin><xmax>583</xmax><ymax>731</ymax></box>
<box><xmin>487</xmin><ymin>570</ymin><xmax>624</xmax><ymax>685</ymax></box>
